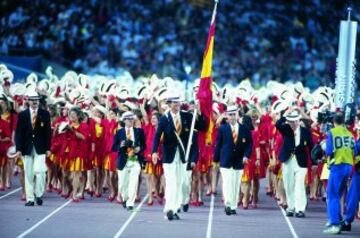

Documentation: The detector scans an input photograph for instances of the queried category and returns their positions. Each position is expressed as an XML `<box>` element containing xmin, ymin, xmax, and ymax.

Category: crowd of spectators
<box><xmin>0</xmin><ymin>0</ymin><xmax>358</xmax><ymax>89</ymax></box>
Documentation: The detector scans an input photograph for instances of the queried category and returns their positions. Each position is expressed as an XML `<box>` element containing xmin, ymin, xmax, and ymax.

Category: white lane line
<box><xmin>0</xmin><ymin>187</ymin><xmax>21</xmax><ymax>200</ymax></box>
<box><xmin>113</xmin><ymin>194</ymin><xmax>149</xmax><ymax>238</ymax></box>
<box><xmin>279</xmin><ymin>206</ymin><xmax>299</xmax><ymax>238</ymax></box>
<box><xmin>206</xmin><ymin>194</ymin><xmax>215</xmax><ymax>238</ymax></box>
<box><xmin>17</xmin><ymin>200</ymin><xmax>72</xmax><ymax>238</ymax></box>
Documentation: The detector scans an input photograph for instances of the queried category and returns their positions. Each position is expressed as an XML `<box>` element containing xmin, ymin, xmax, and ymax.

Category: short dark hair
<box><xmin>334</xmin><ymin>112</ymin><xmax>344</xmax><ymax>125</ymax></box>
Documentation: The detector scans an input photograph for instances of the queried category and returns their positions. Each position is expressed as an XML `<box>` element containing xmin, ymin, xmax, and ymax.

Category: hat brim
<box><xmin>28</xmin><ymin>96</ymin><xmax>41</xmax><ymax>100</ymax></box>
<box><xmin>286</xmin><ymin>115</ymin><xmax>301</xmax><ymax>121</ymax></box>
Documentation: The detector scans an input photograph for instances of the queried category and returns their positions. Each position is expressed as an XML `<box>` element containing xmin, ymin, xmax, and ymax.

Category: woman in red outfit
<box><xmin>90</xmin><ymin>106</ymin><xmax>107</xmax><ymax>197</ymax></box>
<box><xmin>141</xmin><ymin>102</ymin><xmax>163</xmax><ymax>205</ymax></box>
<box><xmin>0</xmin><ymin>110</ymin><xmax>11</xmax><ymax>191</ymax></box>
<box><xmin>0</xmin><ymin>96</ymin><xmax>17</xmax><ymax>190</ymax></box>
<box><xmin>103</xmin><ymin>108</ymin><xmax>120</xmax><ymax>202</ymax></box>
<box><xmin>64</xmin><ymin>107</ymin><xmax>89</xmax><ymax>202</ymax></box>
<box><xmin>240</xmin><ymin>110</ymin><xmax>261</xmax><ymax>209</ymax></box>
<box><xmin>48</xmin><ymin>104</ymin><xmax>68</xmax><ymax>194</ymax></box>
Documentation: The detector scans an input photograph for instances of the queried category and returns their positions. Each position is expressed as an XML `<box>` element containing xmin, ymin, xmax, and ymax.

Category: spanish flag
<box><xmin>196</xmin><ymin>1</ymin><xmax>218</xmax><ymax>145</ymax></box>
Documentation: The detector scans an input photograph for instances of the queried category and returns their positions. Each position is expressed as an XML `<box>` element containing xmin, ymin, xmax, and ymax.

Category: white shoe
<box><xmin>323</xmin><ymin>225</ymin><xmax>341</xmax><ymax>234</ymax></box>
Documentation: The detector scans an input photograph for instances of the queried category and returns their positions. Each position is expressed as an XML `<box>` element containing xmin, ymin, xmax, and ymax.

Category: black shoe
<box><xmin>183</xmin><ymin>204</ymin><xmax>189</xmax><ymax>212</ymax></box>
<box><xmin>341</xmin><ymin>220</ymin><xmax>351</xmax><ymax>231</ymax></box>
<box><xmin>25</xmin><ymin>201</ymin><xmax>35</xmax><ymax>206</ymax></box>
<box><xmin>177</xmin><ymin>208</ymin><xmax>181</xmax><ymax>213</ymax></box>
<box><xmin>36</xmin><ymin>197</ymin><xmax>43</xmax><ymax>206</ymax></box>
<box><xmin>166</xmin><ymin>210</ymin><xmax>174</xmax><ymax>221</ymax></box>
<box><xmin>127</xmin><ymin>206</ymin><xmax>134</xmax><ymax>211</ymax></box>
<box><xmin>295</xmin><ymin>211</ymin><xmax>305</xmax><ymax>218</ymax></box>
<box><xmin>122</xmin><ymin>201</ymin><xmax>127</xmax><ymax>209</ymax></box>
<box><xmin>230</xmin><ymin>209</ymin><xmax>237</xmax><ymax>215</ymax></box>
<box><xmin>225</xmin><ymin>207</ymin><xmax>232</xmax><ymax>216</ymax></box>
<box><xmin>286</xmin><ymin>210</ymin><xmax>294</xmax><ymax>217</ymax></box>
<box><xmin>173</xmin><ymin>213</ymin><xmax>180</xmax><ymax>220</ymax></box>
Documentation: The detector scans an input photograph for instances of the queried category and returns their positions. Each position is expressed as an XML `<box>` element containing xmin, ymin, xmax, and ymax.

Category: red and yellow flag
<box><xmin>196</xmin><ymin>2</ymin><xmax>218</xmax><ymax>145</ymax></box>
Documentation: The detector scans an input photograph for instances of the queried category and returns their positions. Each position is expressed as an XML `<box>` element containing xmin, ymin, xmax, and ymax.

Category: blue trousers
<box><xmin>345</xmin><ymin>171</ymin><xmax>360</xmax><ymax>223</ymax></box>
<box><xmin>327</xmin><ymin>164</ymin><xmax>352</xmax><ymax>225</ymax></box>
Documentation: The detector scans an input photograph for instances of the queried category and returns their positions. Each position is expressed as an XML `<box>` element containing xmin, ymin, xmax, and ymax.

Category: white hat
<box><xmin>26</xmin><ymin>89</ymin><xmax>41</xmax><ymax>100</ymax></box>
<box><xmin>285</xmin><ymin>110</ymin><xmax>301</xmax><ymax>121</ymax></box>
<box><xmin>121</xmin><ymin>111</ymin><xmax>135</xmax><ymax>121</ymax></box>
<box><xmin>123</xmin><ymin>100</ymin><xmax>137</xmax><ymax>110</ymax></box>
<box><xmin>77</xmin><ymin>74</ymin><xmax>89</xmax><ymax>89</ymax></box>
<box><xmin>163</xmin><ymin>90</ymin><xmax>181</xmax><ymax>103</ymax></box>
<box><xmin>271</xmin><ymin>100</ymin><xmax>288</xmax><ymax>114</ymax></box>
<box><xmin>226</xmin><ymin>105</ymin><xmax>238</xmax><ymax>113</ymax></box>
<box><xmin>38</xmin><ymin>79</ymin><xmax>51</xmax><ymax>92</ymax></box>
<box><xmin>26</xmin><ymin>72</ymin><xmax>38</xmax><ymax>84</ymax></box>
<box><xmin>6</xmin><ymin>146</ymin><xmax>17</xmax><ymax>159</ymax></box>
<box><xmin>137</xmin><ymin>84</ymin><xmax>148</xmax><ymax>99</ymax></box>
<box><xmin>93</xmin><ymin>105</ymin><xmax>107</xmax><ymax>115</ymax></box>
<box><xmin>58</xmin><ymin>121</ymin><xmax>69</xmax><ymax>134</ymax></box>
<box><xmin>0</xmin><ymin>69</ymin><xmax>14</xmax><ymax>84</ymax></box>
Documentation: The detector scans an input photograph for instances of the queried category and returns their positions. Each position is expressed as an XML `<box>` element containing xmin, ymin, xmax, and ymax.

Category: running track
<box><xmin>1</xmin><ymin>176</ymin><xmax>360</xmax><ymax>238</ymax></box>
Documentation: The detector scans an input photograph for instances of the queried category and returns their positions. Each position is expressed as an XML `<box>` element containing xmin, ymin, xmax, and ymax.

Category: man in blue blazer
<box><xmin>112</xmin><ymin>111</ymin><xmax>146</xmax><ymax>210</ymax></box>
<box><xmin>214</xmin><ymin>105</ymin><xmax>252</xmax><ymax>215</ymax></box>
<box><xmin>152</xmin><ymin>92</ymin><xmax>206</xmax><ymax>220</ymax></box>
<box><xmin>276</xmin><ymin>108</ymin><xmax>314</xmax><ymax>218</ymax></box>
<box><xmin>15</xmin><ymin>90</ymin><xmax>51</xmax><ymax>206</ymax></box>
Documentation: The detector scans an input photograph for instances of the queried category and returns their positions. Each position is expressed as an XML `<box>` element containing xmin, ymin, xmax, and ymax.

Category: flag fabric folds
<box><xmin>196</xmin><ymin>2</ymin><xmax>218</xmax><ymax>145</ymax></box>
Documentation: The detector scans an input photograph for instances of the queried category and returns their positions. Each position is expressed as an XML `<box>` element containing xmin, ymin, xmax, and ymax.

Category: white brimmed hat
<box><xmin>6</xmin><ymin>146</ymin><xmax>17</xmax><ymax>159</ymax></box>
<box><xmin>226</xmin><ymin>105</ymin><xmax>238</xmax><ymax>113</ymax></box>
<box><xmin>163</xmin><ymin>90</ymin><xmax>181</xmax><ymax>103</ymax></box>
<box><xmin>285</xmin><ymin>110</ymin><xmax>301</xmax><ymax>121</ymax></box>
<box><xmin>26</xmin><ymin>89</ymin><xmax>41</xmax><ymax>100</ymax></box>
<box><xmin>93</xmin><ymin>105</ymin><xmax>107</xmax><ymax>115</ymax></box>
<box><xmin>121</xmin><ymin>111</ymin><xmax>135</xmax><ymax>121</ymax></box>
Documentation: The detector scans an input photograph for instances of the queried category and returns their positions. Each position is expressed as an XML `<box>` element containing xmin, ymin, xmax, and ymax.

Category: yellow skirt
<box><xmin>69</xmin><ymin>157</ymin><xmax>85</xmax><ymax>172</ymax></box>
<box><xmin>144</xmin><ymin>162</ymin><xmax>163</xmax><ymax>176</ymax></box>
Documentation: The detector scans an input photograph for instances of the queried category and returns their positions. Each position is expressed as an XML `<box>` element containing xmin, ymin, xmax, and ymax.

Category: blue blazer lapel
<box><xmin>26</xmin><ymin>109</ymin><xmax>33</xmax><ymax>130</ymax></box>
<box><xmin>167</xmin><ymin>112</ymin><xmax>176</xmax><ymax>130</ymax></box>
<box><xmin>225</xmin><ymin>123</ymin><xmax>234</xmax><ymax>145</ymax></box>
<box><xmin>133</xmin><ymin>128</ymin><xmax>138</xmax><ymax>144</ymax></box>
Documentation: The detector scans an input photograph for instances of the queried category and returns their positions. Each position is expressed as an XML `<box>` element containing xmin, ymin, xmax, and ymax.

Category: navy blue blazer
<box><xmin>214</xmin><ymin>122</ymin><xmax>253</xmax><ymax>170</ymax></box>
<box><xmin>112</xmin><ymin>127</ymin><xmax>146</xmax><ymax>170</ymax></box>
<box><xmin>15</xmin><ymin>108</ymin><xmax>51</xmax><ymax>156</ymax></box>
<box><xmin>275</xmin><ymin>117</ymin><xmax>314</xmax><ymax>168</ymax></box>
<box><xmin>152</xmin><ymin>111</ymin><xmax>206</xmax><ymax>164</ymax></box>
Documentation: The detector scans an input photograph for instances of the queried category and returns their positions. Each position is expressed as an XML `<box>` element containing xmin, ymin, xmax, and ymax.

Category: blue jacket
<box><xmin>152</xmin><ymin>111</ymin><xmax>206</xmax><ymax>164</ymax></box>
<box><xmin>275</xmin><ymin>117</ymin><xmax>314</xmax><ymax>168</ymax></box>
<box><xmin>112</xmin><ymin>127</ymin><xmax>146</xmax><ymax>170</ymax></box>
<box><xmin>15</xmin><ymin>108</ymin><xmax>51</xmax><ymax>156</ymax></box>
<box><xmin>214</xmin><ymin>122</ymin><xmax>252</xmax><ymax>170</ymax></box>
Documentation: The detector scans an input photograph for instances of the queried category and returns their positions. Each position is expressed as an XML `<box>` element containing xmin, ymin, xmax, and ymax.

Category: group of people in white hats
<box><xmin>1</xmin><ymin>64</ymin><xmax>360</xmax><ymax>231</ymax></box>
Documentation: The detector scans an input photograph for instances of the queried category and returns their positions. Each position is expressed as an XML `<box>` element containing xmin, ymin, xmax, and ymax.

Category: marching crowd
<box><xmin>0</xmin><ymin>64</ymin><xmax>360</xmax><ymax>235</ymax></box>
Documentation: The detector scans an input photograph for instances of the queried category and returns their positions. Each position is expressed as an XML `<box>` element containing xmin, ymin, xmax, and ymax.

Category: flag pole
<box><xmin>184</xmin><ymin>0</ymin><xmax>218</xmax><ymax>163</ymax></box>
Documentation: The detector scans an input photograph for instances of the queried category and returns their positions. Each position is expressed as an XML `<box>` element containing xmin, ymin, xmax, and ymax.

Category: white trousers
<box><xmin>220</xmin><ymin>168</ymin><xmax>243</xmax><ymax>210</ymax></box>
<box><xmin>117</xmin><ymin>161</ymin><xmax>141</xmax><ymax>207</ymax></box>
<box><xmin>163</xmin><ymin>150</ymin><xmax>186</xmax><ymax>213</ymax></box>
<box><xmin>23</xmin><ymin>150</ymin><xmax>47</xmax><ymax>202</ymax></box>
<box><xmin>282</xmin><ymin>156</ymin><xmax>307</xmax><ymax>212</ymax></box>
<box><xmin>181</xmin><ymin>170</ymin><xmax>193</xmax><ymax>205</ymax></box>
